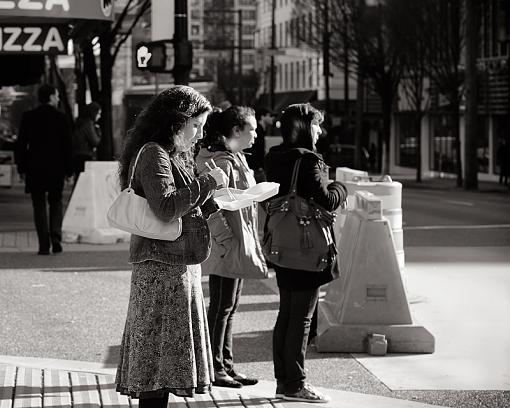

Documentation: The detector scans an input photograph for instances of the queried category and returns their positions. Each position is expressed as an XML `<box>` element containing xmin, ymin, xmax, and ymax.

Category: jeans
<box><xmin>207</xmin><ymin>274</ymin><xmax>243</xmax><ymax>374</ymax></box>
<box><xmin>273</xmin><ymin>287</ymin><xmax>320</xmax><ymax>394</ymax></box>
<box><xmin>30</xmin><ymin>181</ymin><xmax>64</xmax><ymax>252</ymax></box>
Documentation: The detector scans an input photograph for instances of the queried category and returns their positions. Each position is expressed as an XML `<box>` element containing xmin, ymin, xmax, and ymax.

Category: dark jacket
<box><xmin>73</xmin><ymin>117</ymin><xmax>101</xmax><ymax>159</ymax></box>
<box><xmin>246</xmin><ymin>123</ymin><xmax>266</xmax><ymax>171</ymax></box>
<box><xmin>15</xmin><ymin>104</ymin><xmax>73</xmax><ymax>191</ymax></box>
<box><xmin>128</xmin><ymin>143</ymin><xmax>219</xmax><ymax>265</ymax></box>
<box><xmin>264</xmin><ymin>145</ymin><xmax>347</xmax><ymax>290</ymax></box>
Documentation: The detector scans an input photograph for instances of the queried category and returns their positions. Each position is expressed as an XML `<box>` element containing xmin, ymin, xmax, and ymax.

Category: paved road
<box><xmin>1</xmin><ymin>182</ymin><xmax>509</xmax><ymax>407</ymax></box>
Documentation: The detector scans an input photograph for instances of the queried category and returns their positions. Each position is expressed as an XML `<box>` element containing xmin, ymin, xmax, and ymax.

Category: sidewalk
<box><xmin>0</xmin><ymin>356</ymin><xmax>445</xmax><ymax>408</ymax></box>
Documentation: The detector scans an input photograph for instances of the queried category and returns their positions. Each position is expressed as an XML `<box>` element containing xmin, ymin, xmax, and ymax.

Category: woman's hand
<box><xmin>206</xmin><ymin>160</ymin><xmax>228</xmax><ymax>187</ymax></box>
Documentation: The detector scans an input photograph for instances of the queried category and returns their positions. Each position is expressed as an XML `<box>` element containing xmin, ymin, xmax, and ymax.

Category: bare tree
<box><xmin>293</xmin><ymin>0</ymin><xmax>404</xmax><ymax>174</ymax></box>
<box><xmin>74</xmin><ymin>0</ymin><xmax>151</xmax><ymax>160</ymax></box>
<box><xmin>422</xmin><ymin>0</ymin><xmax>465</xmax><ymax>187</ymax></box>
<box><xmin>394</xmin><ymin>0</ymin><xmax>430</xmax><ymax>182</ymax></box>
<box><xmin>463</xmin><ymin>0</ymin><xmax>479</xmax><ymax>190</ymax></box>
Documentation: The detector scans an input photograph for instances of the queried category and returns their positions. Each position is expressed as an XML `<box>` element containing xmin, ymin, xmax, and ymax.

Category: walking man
<box><xmin>15</xmin><ymin>84</ymin><xmax>73</xmax><ymax>255</ymax></box>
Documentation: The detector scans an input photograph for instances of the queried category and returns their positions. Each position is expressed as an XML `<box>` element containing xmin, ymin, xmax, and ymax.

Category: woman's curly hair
<box><xmin>119</xmin><ymin>85</ymin><xmax>212</xmax><ymax>188</ymax></box>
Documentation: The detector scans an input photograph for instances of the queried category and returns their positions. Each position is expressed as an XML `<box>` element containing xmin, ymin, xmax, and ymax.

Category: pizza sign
<box><xmin>0</xmin><ymin>0</ymin><xmax>114</xmax><ymax>21</ymax></box>
<box><xmin>0</xmin><ymin>25</ymin><xmax>68</xmax><ymax>54</ymax></box>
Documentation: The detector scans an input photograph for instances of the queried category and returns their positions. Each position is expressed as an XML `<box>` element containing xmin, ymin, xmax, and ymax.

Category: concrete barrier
<box><xmin>62</xmin><ymin>161</ymin><xmax>130</xmax><ymax>244</ymax></box>
<box><xmin>317</xmin><ymin>191</ymin><xmax>434</xmax><ymax>354</ymax></box>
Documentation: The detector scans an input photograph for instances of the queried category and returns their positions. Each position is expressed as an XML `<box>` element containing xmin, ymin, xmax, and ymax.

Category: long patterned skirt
<box><xmin>116</xmin><ymin>261</ymin><xmax>214</xmax><ymax>399</ymax></box>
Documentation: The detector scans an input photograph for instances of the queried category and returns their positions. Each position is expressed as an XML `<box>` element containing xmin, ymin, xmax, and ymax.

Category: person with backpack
<box><xmin>263</xmin><ymin>103</ymin><xmax>347</xmax><ymax>403</ymax></box>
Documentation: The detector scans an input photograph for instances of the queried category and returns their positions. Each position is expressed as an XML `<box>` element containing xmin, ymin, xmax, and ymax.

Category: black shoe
<box><xmin>213</xmin><ymin>373</ymin><xmax>243</xmax><ymax>388</ymax></box>
<box><xmin>227</xmin><ymin>370</ymin><xmax>258</xmax><ymax>386</ymax></box>
<box><xmin>52</xmin><ymin>242</ymin><xmax>63</xmax><ymax>253</ymax></box>
<box><xmin>38</xmin><ymin>250</ymin><xmax>50</xmax><ymax>255</ymax></box>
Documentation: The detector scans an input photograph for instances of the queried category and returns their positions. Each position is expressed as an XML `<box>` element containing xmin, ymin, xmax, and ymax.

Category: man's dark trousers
<box><xmin>30</xmin><ymin>179</ymin><xmax>64</xmax><ymax>253</ymax></box>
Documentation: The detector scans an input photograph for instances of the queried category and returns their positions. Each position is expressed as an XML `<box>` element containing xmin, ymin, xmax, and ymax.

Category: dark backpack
<box><xmin>262</xmin><ymin>157</ymin><xmax>337</xmax><ymax>272</ymax></box>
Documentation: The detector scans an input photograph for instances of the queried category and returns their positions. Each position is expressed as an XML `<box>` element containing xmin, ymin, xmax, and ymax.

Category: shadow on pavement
<box><xmin>0</xmin><ymin>251</ymin><xmax>130</xmax><ymax>271</ymax></box>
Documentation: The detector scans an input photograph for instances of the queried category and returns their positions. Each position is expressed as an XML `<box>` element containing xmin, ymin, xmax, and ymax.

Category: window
<box><xmin>285</xmin><ymin>21</ymin><xmax>289</xmax><ymax>47</ymax></box>
<box><xmin>191</xmin><ymin>25</ymin><xmax>200</xmax><ymax>36</ymax></box>
<box><xmin>243</xmin><ymin>53</ymin><xmax>255</xmax><ymax>65</ymax></box>
<box><xmin>296</xmin><ymin>61</ymin><xmax>300</xmax><ymax>89</ymax></box>
<box><xmin>278</xmin><ymin>63</ymin><xmax>282</xmax><ymax>90</ymax></box>
<box><xmin>308</xmin><ymin>12</ymin><xmax>313</xmax><ymax>42</ymax></box>
<box><xmin>429</xmin><ymin>114</ymin><xmax>457</xmax><ymax>173</ymax></box>
<box><xmin>302</xmin><ymin>60</ymin><xmax>306</xmax><ymax>88</ymax></box>
<box><xmin>308</xmin><ymin>58</ymin><xmax>313</xmax><ymax>87</ymax></box>
<box><xmin>279</xmin><ymin>23</ymin><xmax>283</xmax><ymax>48</ymax></box>
<box><xmin>242</xmin><ymin>24</ymin><xmax>255</xmax><ymax>35</ymax></box>
<box><xmin>290</xmin><ymin>62</ymin><xmax>294</xmax><ymax>89</ymax></box>
<box><xmin>493</xmin><ymin>115</ymin><xmax>510</xmax><ymax>174</ymax></box>
<box><xmin>284</xmin><ymin>63</ymin><xmax>288</xmax><ymax>89</ymax></box>
<box><xmin>242</xmin><ymin>39</ymin><xmax>254</xmax><ymax>48</ymax></box>
<box><xmin>395</xmin><ymin>114</ymin><xmax>417</xmax><ymax>168</ymax></box>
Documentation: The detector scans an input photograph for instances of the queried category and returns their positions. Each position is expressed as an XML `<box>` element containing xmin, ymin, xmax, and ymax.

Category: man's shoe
<box><xmin>38</xmin><ymin>249</ymin><xmax>50</xmax><ymax>255</ymax></box>
<box><xmin>283</xmin><ymin>383</ymin><xmax>330</xmax><ymax>403</ymax></box>
<box><xmin>227</xmin><ymin>370</ymin><xmax>258</xmax><ymax>386</ymax></box>
<box><xmin>52</xmin><ymin>242</ymin><xmax>63</xmax><ymax>254</ymax></box>
<box><xmin>213</xmin><ymin>373</ymin><xmax>243</xmax><ymax>388</ymax></box>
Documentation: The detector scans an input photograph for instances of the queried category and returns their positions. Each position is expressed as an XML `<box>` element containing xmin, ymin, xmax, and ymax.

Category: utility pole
<box><xmin>238</xmin><ymin>9</ymin><xmax>243</xmax><ymax>104</ymax></box>
<box><xmin>269</xmin><ymin>0</ymin><xmax>276</xmax><ymax>110</ymax></box>
<box><xmin>323</xmin><ymin>0</ymin><xmax>331</xmax><ymax>114</ymax></box>
<box><xmin>174</xmin><ymin>0</ymin><xmax>192</xmax><ymax>85</ymax></box>
<box><xmin>464</xmin><ymin>0</ymin><xmax>479</xmax><ymax>190</ymax></box>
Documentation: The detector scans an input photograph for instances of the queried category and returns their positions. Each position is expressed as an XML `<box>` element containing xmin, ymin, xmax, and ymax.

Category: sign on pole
<box><xmin>151</xmin><ymin>0</ymin><xmax>174</xmax><ymax>41</ymax></box>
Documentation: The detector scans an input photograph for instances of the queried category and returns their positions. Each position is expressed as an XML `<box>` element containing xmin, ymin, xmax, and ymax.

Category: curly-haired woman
<box><xmin>115</xmin><ymin>86</ymin><xmax>228</xmax><ymax>407</ymax></box>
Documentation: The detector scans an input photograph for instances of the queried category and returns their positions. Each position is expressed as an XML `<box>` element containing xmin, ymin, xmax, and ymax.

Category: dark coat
<box><xmin>15</xmin><ymin>104</ymin><xmax>73</xmax><ymax>192</ymax></box>
<box><xmin>264</xmin><ymin>145</ymin><xmax>348</xmax><ymax>290</ymax></box>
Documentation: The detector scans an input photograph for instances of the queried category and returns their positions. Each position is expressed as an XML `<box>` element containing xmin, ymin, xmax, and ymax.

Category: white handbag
<box><xmin>107</xmin><ymin>144</ymin><xmax>182</xmax><ymax>240</ymax></box>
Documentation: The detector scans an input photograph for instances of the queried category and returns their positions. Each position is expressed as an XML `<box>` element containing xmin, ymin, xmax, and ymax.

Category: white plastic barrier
<box><xmin>335</xmin><ymin>167</ymin><xmax>369</xmax><ymax>183</ymax></box>
<box><xmin>317</xmin><ymin>191</ymin><xmax>434</xmax><ymax>353</ymax></box>
<box><xmin>335</xmin><ymin>169</ymin><xmax>404</xmax><ymax>273</ymax></box>
<box><xmin>62</xmin><ymin>161</ymin><xmax>130</xmax><ymax>244</ymax></box>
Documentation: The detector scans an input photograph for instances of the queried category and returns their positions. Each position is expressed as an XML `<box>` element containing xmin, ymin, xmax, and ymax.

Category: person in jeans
<box><xmin>14</xmin><ymin>84</ymin><xmax>73</xmax><ymax>255</ymax></box>
<box><xmin>115</xmin><ymin>86</ymin><xmax>229</xmax><ymax>408</ymax></box>
<box><xmin>264</xmin><ymin>104</ymin><xmax>347</xmax><ymax>403</ymax></box>
<box><xmin>196</xmin><ymin>106</ymin><xmax>266</xmax><ymax>388</ymax></box>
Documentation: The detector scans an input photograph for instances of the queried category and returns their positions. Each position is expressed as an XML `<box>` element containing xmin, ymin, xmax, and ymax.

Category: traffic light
<box><xmin>135</xmin><ymin>40</ymin><xmax>173</xmax><ymax>73</ymax></box>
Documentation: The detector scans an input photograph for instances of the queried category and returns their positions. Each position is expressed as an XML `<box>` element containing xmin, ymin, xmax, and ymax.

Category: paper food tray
<box><xmin>214</xmin><ymin>182</ymin><xmax>279</xmax><ymax>211</ymax></box>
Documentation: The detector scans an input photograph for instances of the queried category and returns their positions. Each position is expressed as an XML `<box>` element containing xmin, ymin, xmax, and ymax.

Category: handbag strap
<box><xmin>289</xmin><ymin>157</ymin><xmax>302</xmax><ymax>194</ymax></box>
<box><xmin>128</xmin><ymin>143</ymin><xmax>152</xmax><ymax>189</ymax></box>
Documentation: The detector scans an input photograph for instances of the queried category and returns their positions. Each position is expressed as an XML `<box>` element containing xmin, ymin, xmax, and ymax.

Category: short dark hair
<box><xmin>255</xmin><ymin>107</ymin><xmax>274</xmax><ymax>120</ymax></box>
<box><xmin>279</xmin><ymin>103</ymin><xmax>323</xmax><ymax>150</ymax></box>
<box><xmin>202</xmin><ymin>105</ymin><xmax>255</xmax><ymax>150</ymax></box>
<box><xmin>38</xmin><ymin>84</ymin><xmax>57</xmax><ymax>104</ymax></box>
<box><xmin>82</xmin><ymin>102</ymin><xmax>101</xmax><ymax>120</ymax></box>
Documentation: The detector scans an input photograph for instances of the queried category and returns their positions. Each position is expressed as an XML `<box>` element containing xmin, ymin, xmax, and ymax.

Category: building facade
<box><xmin>392</xmin><ymin>0</ymin><xmax>509</xmax><ymax>182</ymax></box>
